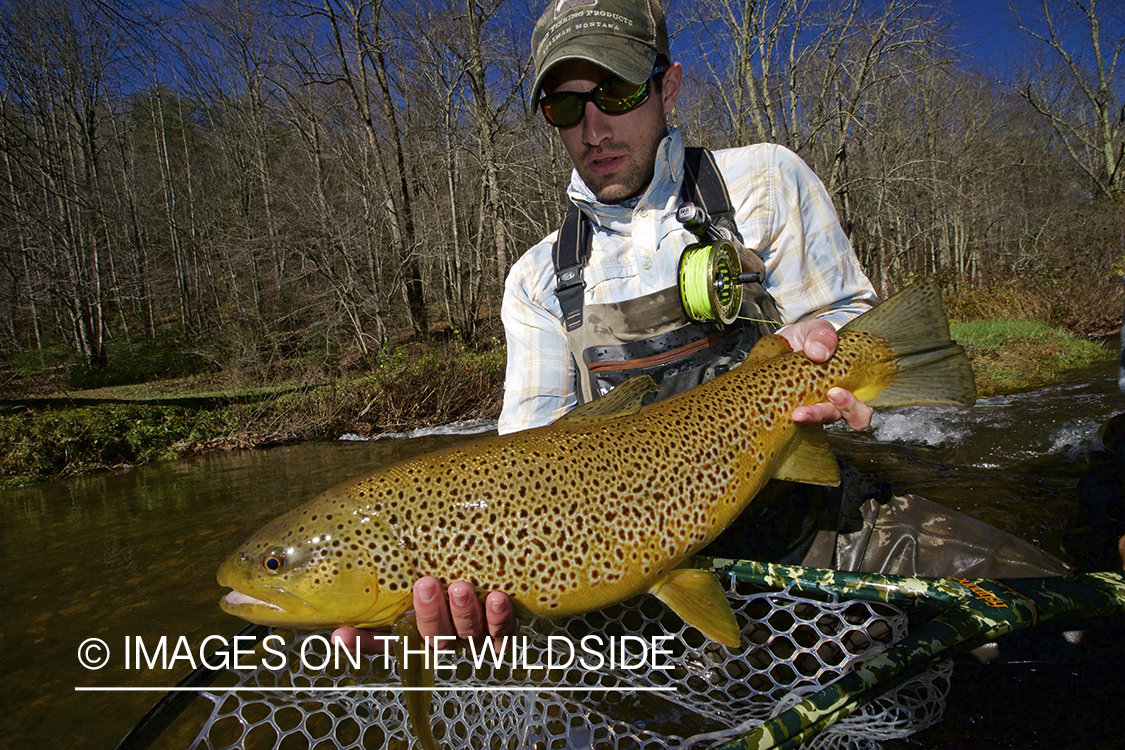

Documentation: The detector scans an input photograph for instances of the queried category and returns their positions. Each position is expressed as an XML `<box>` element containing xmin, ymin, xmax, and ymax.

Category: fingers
<box><xmin>447</xmin><ymin>581</ymin><xmax>486</xmax><ymax>640</ymax></box>
<box><xmin>791</xmin><ymin>401</ymin><xmax>837</xmax><ymax>425</ymax></box>
<box><xmin>415</xmin><ymin>578</ymin><xmax>517</xmax><ymax>644</ymax></box>
<box><xmin>413</xmin><ymin>577</ymin><xmax>456</xmax><ymax>643</ymax></box>
<box><xmin>329</xmin><ymin>580</ymin><xmax>517</xmax><ymax>656</ymax></box>
<box><xmin>780</xmin><ymin>320</ymin><xmax>872</xmax><ymax>429</ymax></box>
<box><xmin>484</xmin><ymin>591</ymin><xmax>518</xmax><ymax>640</ymax></box>
<box><xmin>792</xmin><ymin>387</ymin><xmax>873</xmax><ymax>431</ymax></box>
<box><xmin>830</xmin><ymin>387</ymin><xmax>873</xmax><ymax>430</ymax></box>
<box><xmin>778</xmin><ymin>319</ymin><xmax>838</xmax><ymax>363</ymax></box>
<box><xmin>799</xmin><ymin>325</ymin><xmax>837</xmax><ymax>362</ymax></box>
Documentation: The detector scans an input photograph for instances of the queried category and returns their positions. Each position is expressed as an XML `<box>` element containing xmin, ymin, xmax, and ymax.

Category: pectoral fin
<box><xmin>392</xmin><ymin>613</ymin><xmax>439</xmax><ymax>750</ymax></box>
<box><xmin>772</xmin><ymin>425</ymin><xmax>841</xmax><ymax>487</ymax></box>
<box><xmin>558</xmin><ymin>375</ymin><xmax>658</xmax><ymax>424</ymax></box>
<box><xmin>650</xmin><ymin>568</ymin><xmax>741</xmax><ymax>648</ymax></box>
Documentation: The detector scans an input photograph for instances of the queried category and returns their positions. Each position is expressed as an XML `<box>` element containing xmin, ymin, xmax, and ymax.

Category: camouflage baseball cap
<box><xmin>531</xmin><ymin>0</ymin><xmax>669</xmax><ymax>104</ymax></box>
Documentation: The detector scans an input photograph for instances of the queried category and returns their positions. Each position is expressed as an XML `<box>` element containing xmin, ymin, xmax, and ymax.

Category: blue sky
<box><xmin>948</xmin><ymin>0</ymin><xmax>1026</xmax><ymax>68</ymax></box>
<box><xmin>666</xmin><ymin>0</ymin><xmax>1038</xmax><ymax>74</ymax></box>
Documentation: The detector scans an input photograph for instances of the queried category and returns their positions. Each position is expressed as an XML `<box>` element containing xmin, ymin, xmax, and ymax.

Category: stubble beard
<box><xmin>578</xmin><ymin>124</ymin><xmax>667</xmax><ymax>204</ymax></box>
<box><xmin>579</xmin><ymin>143</ymin><xmax>651</xmax><ymax>204</ymax></box>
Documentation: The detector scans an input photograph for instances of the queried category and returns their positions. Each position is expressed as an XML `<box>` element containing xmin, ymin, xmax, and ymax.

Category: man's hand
<box><xmin>331</xmin><ymin>578</ymin><xmax>518</xmax><ymax>653</ymax></box>
<box><xmin>779</xmin><ymin>318</ymin><xmax>873</xmax><ymax>431</ymax></box>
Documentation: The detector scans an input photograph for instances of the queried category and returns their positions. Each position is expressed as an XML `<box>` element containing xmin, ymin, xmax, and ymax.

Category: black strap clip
<box><xmin>555</xmin><ymin>264</ymin><xmax>586</xmax><ymax>332</ymax></box>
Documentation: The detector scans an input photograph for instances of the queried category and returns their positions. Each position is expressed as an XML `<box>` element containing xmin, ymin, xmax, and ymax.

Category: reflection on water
<box><xmin>1</xmin><ymin>363</ymin><xmax>1121</xmax><ymax>749</ymax></box>
<box><xmin>0</xmin><ymin>432</ymin><xmax>486</xmax><ymax>749</ymax></box>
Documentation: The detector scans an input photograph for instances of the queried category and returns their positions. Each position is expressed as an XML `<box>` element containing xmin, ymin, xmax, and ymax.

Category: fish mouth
<box><xmin>217</xmin><ymin>563</ymin><xmax>318</xmax><ymax>624</ymax></box>
<box><xmin>217</xmin><ymin>557</ymin><xmax>312</xmax><ymax>616</ymax></box>
<box><xmin>221</xmin><ymin>589</ymin><xmax>283</xmax><ymax>611</ymax></box>
<box><xmin>218</xmin><ymin>585</ymin><xmax>321</xmax><ymax>627</ymax></box>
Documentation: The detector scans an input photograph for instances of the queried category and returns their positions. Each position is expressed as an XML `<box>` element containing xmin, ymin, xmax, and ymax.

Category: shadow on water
<box><xmin>1</xmin><ymin>362</ymin><xmax>1122</xmax><ymax>749</ymax></box>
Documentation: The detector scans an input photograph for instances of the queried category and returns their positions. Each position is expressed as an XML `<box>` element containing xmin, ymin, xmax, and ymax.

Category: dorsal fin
<box><xmin>742</xmin><ymin>334</ymin><xmax>792</xmax><ymax>364</ymax></box>
<box><xmin>558</xmin><ymin>375</ymin><xmax>658</xmax><ymax>424</ymax></box>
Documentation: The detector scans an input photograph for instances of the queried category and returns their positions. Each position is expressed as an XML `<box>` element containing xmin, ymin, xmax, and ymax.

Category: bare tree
<box><xmin>0</xmin><ymin>0</ymin><xmax>1118</xmax><ymax>381</ymax></box>
<box><xmin>310</xmin><ymin>0</ymin><xmax>428</xmax><ymax>337</ymax></box>
<box><xmin>0</xmin><ymin>0</ymin><xmax>134</xmax><ymax>368</ymax></box>
<box><xmin>1012</xmin><ymin>0</ymin><xmax>1124</xmax><ymax>201</ymax></box>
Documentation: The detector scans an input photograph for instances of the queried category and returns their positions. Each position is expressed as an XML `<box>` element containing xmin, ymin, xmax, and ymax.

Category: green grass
<box><xmin>0</xmin><ymin>403</ymin><xmax>243</xmax><ymax>486</ymax></box>
<box><xmin>951</xmin><ymin>319</ymin><xmax>1112</xmax><ymax>397</ymax></box>
<box><xmin>951</xmin><ymin>319</ymin><xmax>1102</xmax><ymax>350</ymax></box>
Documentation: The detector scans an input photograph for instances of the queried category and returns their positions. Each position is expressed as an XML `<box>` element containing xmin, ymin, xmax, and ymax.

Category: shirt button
<box><xmin>642</xmin><ymin>258</ymin><xmax>652</xmax><ymax>269</ymax></box>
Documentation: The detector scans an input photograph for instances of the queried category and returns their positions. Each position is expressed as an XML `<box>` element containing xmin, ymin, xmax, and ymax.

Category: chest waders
<box><xmin>552</xmin><ymin>147</ymin><xmax>781</xmax><ymax>406</ymax></box>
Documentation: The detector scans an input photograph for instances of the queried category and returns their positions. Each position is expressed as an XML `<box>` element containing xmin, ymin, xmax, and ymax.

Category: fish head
<box><xmin>218</xmin><ymin>498</ymin><xmax>415</xmax><ymax>630</ymax></box>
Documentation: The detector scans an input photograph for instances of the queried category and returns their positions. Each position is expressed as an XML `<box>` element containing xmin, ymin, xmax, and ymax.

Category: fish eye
<box><xmin>263</xmin><ymin>553</ymin><xmax>285</xmax><ymax>574</ymax></box>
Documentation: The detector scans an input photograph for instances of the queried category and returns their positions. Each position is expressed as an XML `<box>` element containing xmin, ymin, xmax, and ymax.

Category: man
<box><xmin>334</xmin><ymin>0</ymin><xmax>1069</xmax><ymax>652</ymax></box>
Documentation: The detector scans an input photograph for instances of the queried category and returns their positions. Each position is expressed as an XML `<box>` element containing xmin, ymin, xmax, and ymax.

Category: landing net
<box><xmin>177</xmin><ymin>576</ymin><xmax>950</xmax><ymax>750</ymax></box>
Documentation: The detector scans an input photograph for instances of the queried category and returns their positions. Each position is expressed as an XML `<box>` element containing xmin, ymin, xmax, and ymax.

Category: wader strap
<box><xmin>681</xmin><ymin>147</ymin><xmax>742</xmax><ymax>242</ymax></box>
<box><xmin>553</xmin><ymin>205</ymin><xmax>589</xmax><ymax>332</ymax></box>
<box><xmin>552</xmin><ymin>147</ymin><xmax>738</xmax><ymax>332</ymax></box>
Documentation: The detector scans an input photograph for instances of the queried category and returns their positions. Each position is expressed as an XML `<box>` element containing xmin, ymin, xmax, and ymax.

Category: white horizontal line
<box><xmin>75</xmin><ymin>686</ymin><xmax>677</xmax><ymax>693</ymax></box>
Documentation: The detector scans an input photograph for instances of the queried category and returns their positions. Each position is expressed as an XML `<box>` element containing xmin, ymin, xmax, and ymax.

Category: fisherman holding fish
<box><xmin>330</xmin><ymin>0</ymin><xmax>1077</xmax><ymax>652</ymax></box>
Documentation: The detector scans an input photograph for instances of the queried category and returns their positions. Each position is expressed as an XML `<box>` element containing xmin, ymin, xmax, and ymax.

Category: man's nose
<box><xmin>581</xmin><ymin>101</ymin><xmax>611</xmax><ymax>146</ymax></box>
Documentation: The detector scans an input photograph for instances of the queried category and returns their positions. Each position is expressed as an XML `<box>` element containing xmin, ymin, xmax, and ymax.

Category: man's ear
<box><xmin>660</xmin><ymin>62</ymin><xmax>684</xmax><ymax>115</ymax></box>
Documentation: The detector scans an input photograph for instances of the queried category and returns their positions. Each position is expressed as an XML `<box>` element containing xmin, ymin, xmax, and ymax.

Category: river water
<box><xmin>2</xmin><ymin>362</ymin><xmax>1122</xmax><ymax>749</ymax></box>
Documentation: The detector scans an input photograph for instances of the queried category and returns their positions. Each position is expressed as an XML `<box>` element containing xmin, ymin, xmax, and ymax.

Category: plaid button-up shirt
<box><xmin>498</xmin><ymin>128</ymin><xmax>877</xmax><ymax>434</ymax></box>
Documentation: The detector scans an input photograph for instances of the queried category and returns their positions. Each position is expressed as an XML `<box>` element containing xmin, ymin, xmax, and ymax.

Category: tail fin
<box><xmin>841</xmin><ymin>280</ymin><xmax>977</xmax><ymax>408</ymax></box>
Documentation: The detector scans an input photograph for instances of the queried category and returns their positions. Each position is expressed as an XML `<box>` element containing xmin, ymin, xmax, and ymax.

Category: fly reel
<box><xmin>676</xmin><ymin>203</ymin><xmax>761</xmax><ymax>325</ymax></box>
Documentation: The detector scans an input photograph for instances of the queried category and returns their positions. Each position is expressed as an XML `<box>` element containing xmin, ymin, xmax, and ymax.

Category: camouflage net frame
<box><xmin>178</xmin><ymin>572</ymin><xmax>952</xmax><ymax>750</ymax></box>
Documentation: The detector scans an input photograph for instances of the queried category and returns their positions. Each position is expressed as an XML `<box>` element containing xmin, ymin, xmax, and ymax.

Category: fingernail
<box><xmin>488</xmin><ymin>597</ymin><xmax>505</xmax><ymax>614</ymax></box>
<box><xmin>450</xmin><ymin>589</ymin><xmax>470</xmax><ymax>607</ymax></box>
<box><xmin>828</xmin><ymin>388</ymin><xmax>847</xmax><ymax>406</ymax></box>
<box><xmin>416</xmin><ymin>580</ymin><xmax>437</xmax><ymax>604</ymax></box>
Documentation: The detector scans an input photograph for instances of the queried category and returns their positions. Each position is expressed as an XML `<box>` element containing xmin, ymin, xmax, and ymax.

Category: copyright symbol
<box><xmin>78</xmin><ymin>638</ymin><xmax>110</xmax><ymax>670</ymax></box>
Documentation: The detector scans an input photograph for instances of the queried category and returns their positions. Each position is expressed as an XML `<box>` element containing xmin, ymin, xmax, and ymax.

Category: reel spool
<box><xmin>676</xmin><ymin>203</ymin><xmax>763</xmax><ymax>325</ymax></box>
<box><xmin>678</xmin><ymin>238</ymin><xmax>743</xmax><ymax>325</ymax></box>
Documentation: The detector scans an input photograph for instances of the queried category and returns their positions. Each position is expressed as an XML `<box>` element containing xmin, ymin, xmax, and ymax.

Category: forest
<box><xmin>0</xmin><ymin>0</ymin><xmax>1121</xmax><ymax>386</ymax></box>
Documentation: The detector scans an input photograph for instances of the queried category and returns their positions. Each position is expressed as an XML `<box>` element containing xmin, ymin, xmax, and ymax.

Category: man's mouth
<box><xmin>588</xmin><ymin>151</ymin><xmax>624</xmax><ymax>176</ymax></box>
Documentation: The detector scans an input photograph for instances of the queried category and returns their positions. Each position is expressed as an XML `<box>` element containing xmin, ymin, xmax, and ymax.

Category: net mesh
<box><xmin>186</xmin><ymin>577</ymin><xmax>950</xmax><ymax>750</ymax></box>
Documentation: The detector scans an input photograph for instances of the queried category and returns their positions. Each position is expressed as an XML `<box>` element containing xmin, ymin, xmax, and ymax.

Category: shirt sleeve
<box><xmin>497</xmin><ymin>239</ymin><xmax>578</xmax><ymax>435</ymax></box>
<box><xmin>726</xmin><ymin>144</ymin><xmax>878</xmax><ymax>329</ymax></box>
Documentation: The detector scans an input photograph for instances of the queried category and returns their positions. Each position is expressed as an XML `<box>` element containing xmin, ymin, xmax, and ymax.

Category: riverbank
<box><xmin>0</xmin><ymin>340</ymin><xmax>506</xmax><ymax>487</ymax></box>
<box><xmin>0</xmin><ymin>320</ymin><xmax>1113</xmax><ymax>488</ymax></box>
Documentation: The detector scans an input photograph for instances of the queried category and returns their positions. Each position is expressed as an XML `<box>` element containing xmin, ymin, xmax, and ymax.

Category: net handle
<box><xmin>115</xmin><ymin>623</ymin><xmax>270</xmax><ymax>750</ymax></box>
<box><xmin>708</xmin><ymin>561</ymin><xmax>1125</xmax><ymax>750</ymax></box>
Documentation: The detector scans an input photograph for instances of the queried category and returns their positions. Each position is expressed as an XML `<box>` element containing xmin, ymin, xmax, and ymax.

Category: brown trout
<box><xmin>218</xmin><ymin>280</ymin><xmax>975</xmax><ymax>647</ymax></box>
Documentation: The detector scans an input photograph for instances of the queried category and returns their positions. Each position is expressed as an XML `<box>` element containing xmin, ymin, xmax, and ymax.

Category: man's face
<box><xmin>542</xmin><ymin>60</ymin><xmax>683</xmax><ymax>204</ymax></box>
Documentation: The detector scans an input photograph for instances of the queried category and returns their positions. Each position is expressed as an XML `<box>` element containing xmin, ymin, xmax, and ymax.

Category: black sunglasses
<box><xmin>539</xmin><ymin>66</ymin><xmax>669</xmax><ymax>128</ymax></box>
